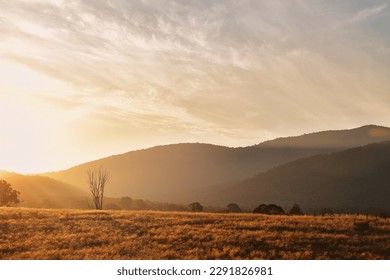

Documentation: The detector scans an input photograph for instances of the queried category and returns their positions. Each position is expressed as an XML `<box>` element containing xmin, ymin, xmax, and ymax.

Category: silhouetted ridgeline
<box><xmin>2</xmin><ymin>125</ymin><xmax>390</xmax><ymax>213</ymax></box>
<box><xmin>258</xmin><ymin>125</ymin><xmax>390</xmax><ymax>149</ymax></box>
<box><xmin>43</xmin><ymin>125</ymin><xmax>390</xmax><ymax>205</ymax></box>
<box><xmin>202</xmin><ymin>140</ymin><xmax>390</xmax><ymax>212</ymax></box>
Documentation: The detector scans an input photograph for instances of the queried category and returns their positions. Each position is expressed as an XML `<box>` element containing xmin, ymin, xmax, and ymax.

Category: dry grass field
<box><xmin>1</xmin><ymin>207</ymin><xmax>389</xmax><ymax>260</ymax></box>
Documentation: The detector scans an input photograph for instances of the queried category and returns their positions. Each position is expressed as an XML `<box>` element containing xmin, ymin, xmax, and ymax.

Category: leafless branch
<box><xmin>87</xmin><ymin>166</ymin><xmax>110</xmax><ymax>210</ymax></box>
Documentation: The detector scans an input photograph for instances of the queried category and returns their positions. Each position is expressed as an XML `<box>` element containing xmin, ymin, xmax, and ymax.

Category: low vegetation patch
<box><xmin>1</xmin><ymin>207</ymin><xmax>389</xmax><ymax>260</ymax></box>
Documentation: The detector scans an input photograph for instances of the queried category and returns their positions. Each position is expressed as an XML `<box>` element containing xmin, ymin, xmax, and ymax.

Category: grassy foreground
<box><xmin>0</xmin><ymin>207</ymin><xmax>389</xmax><ymax>260</ymax></box>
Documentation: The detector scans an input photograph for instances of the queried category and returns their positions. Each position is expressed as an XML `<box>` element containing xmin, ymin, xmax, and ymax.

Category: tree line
<box><xmin>1</xmin><ymin>169</ymin><xmax>383</xmax><ymax>217</ymax></box>
<box><xmin>0</xmin><ymin>176</ymin><xmax>315</xmax><ymax>216</ymax></box>
<box><xmin>189</xmin><ymin>201</ymin><xmax>305</xmax><ymax>215</ymax></box>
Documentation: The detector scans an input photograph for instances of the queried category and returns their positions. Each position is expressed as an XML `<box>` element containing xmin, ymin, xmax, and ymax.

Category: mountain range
<box><xmin>43</xmin><ymin>125</ymin><xmax>390</xmax><ymax>204</ymax></box>
<box><xmin>199</xmin><ymin>140</ymin><xmax>390</xmax><ymax>212</ymax></box>
<box><xmin>2</xmin><ymin>124</ymin><xmax>390</xmax><ymax>212</ymax></box>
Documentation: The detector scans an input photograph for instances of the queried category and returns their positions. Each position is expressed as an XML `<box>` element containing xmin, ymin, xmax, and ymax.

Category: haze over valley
<box><xmin>0</xmin><ymin>125</ymin><xmax>389</xmax><ymax>213</ymax></box>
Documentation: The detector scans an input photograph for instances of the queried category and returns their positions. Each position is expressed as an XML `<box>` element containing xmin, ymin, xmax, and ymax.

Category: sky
<box><xmin>0</xmin><ymin>0</ymin><xmax>390</xmax><ymax>174</ymax></box>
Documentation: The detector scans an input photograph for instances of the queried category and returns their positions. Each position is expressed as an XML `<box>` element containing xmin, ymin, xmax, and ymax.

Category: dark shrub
<box><xmin>189</xmin><ymin>202</ymin><xmax>203</xmax><ymax>212</ymax></box>
<box><xmin>289</xmin><ymin>204</ymin><xmax>304</xmax><ymax>215</ymax></box>
<box><xmin>253</xmin><ymin>204</ymin><xmax>285</xmax><ymax>215</ymax></box>
<box><xmin>226</xmin><ymin>203</ymin><xmax>242</xmax><ymax>213</ymax></box>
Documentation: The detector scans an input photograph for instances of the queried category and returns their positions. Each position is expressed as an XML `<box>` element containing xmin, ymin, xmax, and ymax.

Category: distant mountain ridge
<box><xmin>258</xmin><ymin>125</ymin><xmax>390</xmax><ymax>148</ymax></box>
<box><xmin>201</xmin><ymin>140</ymin><xmax>390</xmax><ymax>212</ymax></box>
<box><xmin>43</xmin><ymin>125</ymin><xmax>390</xmax><ymax>203</ymax></box>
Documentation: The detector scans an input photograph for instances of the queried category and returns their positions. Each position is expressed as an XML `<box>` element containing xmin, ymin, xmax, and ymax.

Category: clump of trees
<box><xmin>120</xmin><ymin>196</ymin><xmax>133</xmax><ymax>210</ymax></box>
<box><xmin>189</xmin><ymin>202</ymin><xmax>203</xmax><ymax>212</ymax></box>
<box><xmin>226</xmin><ymin>203</ymin><xmax>242</xmax><ymax>213</ymax></box>
<box><xmin>0</xmin><ymin>180</ymin><xmax>20</xmax><ymax>207</ymax></box>
<box><xmin>252</xmin><ymin>203</ymin><xmax>307</xmax><ymax>216</ymax></box>
<box><xmin>253</xmin><ymin>204</ymin><xmax>285</xmax><ymax>215</ymax></box>
<box><xmin>289</xmin><ymin>204</ymin><xmax>304</xmax><ymax>215</ymax></box>
<box><xmin>87</xmin><ymin>166</ymin><xmax>110</xmax><ymax>210</ymax></box>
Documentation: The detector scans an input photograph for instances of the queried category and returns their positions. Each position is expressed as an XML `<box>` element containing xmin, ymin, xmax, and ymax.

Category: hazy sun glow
<box><xmin>0</xmin><ymin>0</ymin><xmax>390</xmax><ymax>174</ymax></box>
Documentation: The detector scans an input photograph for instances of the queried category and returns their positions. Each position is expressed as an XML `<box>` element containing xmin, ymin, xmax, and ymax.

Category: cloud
<box><xmin>1</xmin><ymin>0</ymin><xmax>390</xmax><ymax>172</ymax></box>
<box><xmin>348</xmin><ymin>3</ymin><xmax>388</xmax><ymax>23</ymax></box>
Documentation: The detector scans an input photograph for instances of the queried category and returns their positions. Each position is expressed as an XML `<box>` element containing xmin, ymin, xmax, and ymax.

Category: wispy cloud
<box><xmin>348</xmin><ymin>3</ymin><xmax>388</xmax><ymax>23</ymax></box>
<box><xmin>0</xmin><ymin>0</ymin><xmax>390</xmax><ymax>172</ymax></box>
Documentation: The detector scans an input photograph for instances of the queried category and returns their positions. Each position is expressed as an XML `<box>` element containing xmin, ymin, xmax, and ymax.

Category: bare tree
<box><xmin>87</xmin><ymin>166</ymin><xmax>110</xmax><ymax>210</ymax></box>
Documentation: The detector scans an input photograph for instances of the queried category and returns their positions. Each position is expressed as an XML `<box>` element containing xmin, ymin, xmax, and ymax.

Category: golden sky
<box><xmin>1</xmin><ymin>0</ymin><xmax>390</xmax><ymax>174</ymax></box>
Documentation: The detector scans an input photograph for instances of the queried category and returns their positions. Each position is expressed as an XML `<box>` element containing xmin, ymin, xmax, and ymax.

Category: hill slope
<box><xmin>43</xmin><ymin>125</ymin><xmax>390</xmax><ymax>203</ymax></box>
<box><xmin>203</xmin><ymin>140</ymin><xmax>390</xmax><ymax>212</ymax></box>
<box><xmin>259</xmin><ymin>124</ymin><xmax>390</xmax><ymax>149</ymax></box>
<box><xmin>0</xmin><ymin>171</ymin><xmax>88</xmax><ymax>208</ymax></box>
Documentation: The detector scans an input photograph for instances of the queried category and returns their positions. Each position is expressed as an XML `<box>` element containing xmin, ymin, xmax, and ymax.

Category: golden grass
<box><xmin>1</xmin><ymin>207</ymin><xmax>389</xmax><ymax>260</ymax></box>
